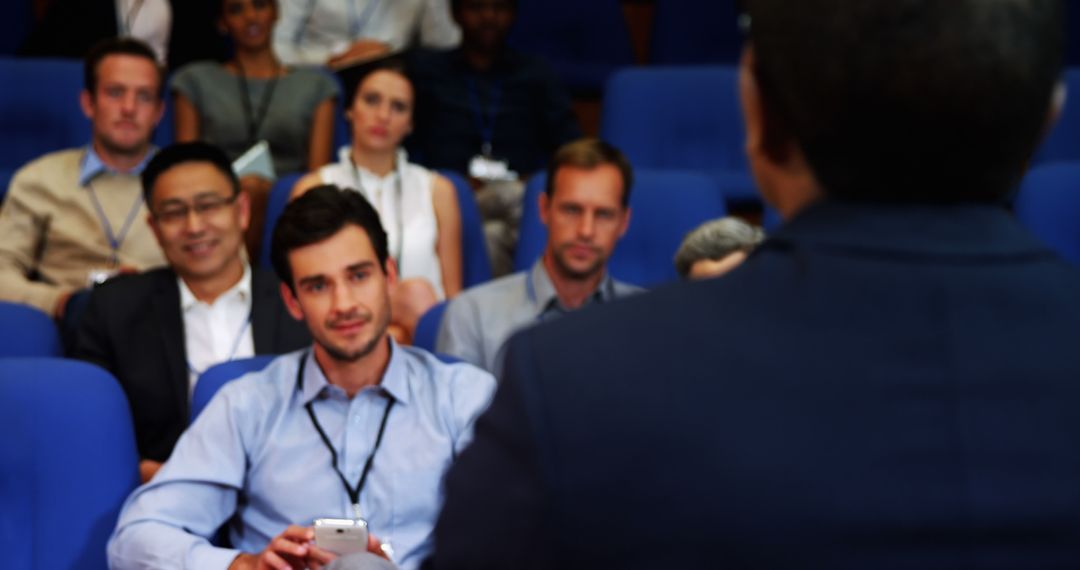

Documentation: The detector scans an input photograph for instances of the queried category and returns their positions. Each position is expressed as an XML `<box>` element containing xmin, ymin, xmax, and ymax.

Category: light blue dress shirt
<box><xmin>78</xmin><ymin>145</ymin><xmax>155</xmax><ymax>187</ymax></box>
<box><xmin>108</xmin><ymin>341</ymin><xmax>496</xmax><ymax>570</ymax></box>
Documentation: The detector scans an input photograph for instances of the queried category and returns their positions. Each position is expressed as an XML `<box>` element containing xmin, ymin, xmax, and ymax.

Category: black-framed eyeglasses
<box><xmin>153</xmin><ymin>194</ymin><xmax>238</xmax><ymax>225</ymax></box>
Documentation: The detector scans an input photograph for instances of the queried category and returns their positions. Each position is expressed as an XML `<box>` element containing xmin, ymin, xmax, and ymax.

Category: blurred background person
<box><xmin>171</xmin><ymin>0</ymin><xmax>339</xmax><ymax>257</ymax></box>
<box><xmin>673</xmin><ymin>216</ymin><xmax>763</xmax><ymax>279</ymax></box>
<box><xmin>293</xmin><ymin>58</ymin><xmax>462</xmax><ymax>343</ymax></box>
<box><xmin>19</xmin><ymin>0</ymin><xmax>225</xmax><ymax>70</ymax></box>
<box><xmin>273</xmin><ymin>0</ymin><xmax>460</xmax><ymax>67</ymax></box>
<box><xmin>408</xmin><ymin>0</ymin><xmax>580</xmax><ymax>276</ymax></box>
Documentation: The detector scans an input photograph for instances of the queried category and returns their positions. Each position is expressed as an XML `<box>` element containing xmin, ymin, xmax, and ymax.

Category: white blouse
<box><xmin>318</xmin><ymin>147</ymin><xmax>445</xmax><ymax>300</ymax></box>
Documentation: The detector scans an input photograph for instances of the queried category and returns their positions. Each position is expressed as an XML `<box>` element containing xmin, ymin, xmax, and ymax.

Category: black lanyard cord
<box><xmin>235</xmin><ymin>60</ymin><xmax>282</xmax><ymax>144</ymax></box>
<box><xmin>299</xmin><ymin>354</ymin><xmax>396</xmax><ymax>511</ymax></box>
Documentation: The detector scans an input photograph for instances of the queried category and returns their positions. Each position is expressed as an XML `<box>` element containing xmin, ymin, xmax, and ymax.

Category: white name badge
<box><xmin>469</xmin><ymin>154</ymin><xmax>517</xmax><ymax>181</ymax></box>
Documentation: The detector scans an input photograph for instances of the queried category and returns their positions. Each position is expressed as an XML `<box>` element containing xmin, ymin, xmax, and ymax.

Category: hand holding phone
<box><xmin>313</xmin><ymin>518</ymin><xmax>370</xmax><ymax>556</ymax></box>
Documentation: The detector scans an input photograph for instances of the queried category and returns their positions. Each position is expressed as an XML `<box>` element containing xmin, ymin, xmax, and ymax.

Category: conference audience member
<box><xmin>108</xmin><ymin>186</ymin><xmax>495</xmax><ymax>570</ymax></box>
<box><xmin>409</xmin><ymin>0</ymin><xmax>581</xmax><ymax>275</ymax></box>
<box><xmin>673</xmin><ymin>217</ymin><xmax>764</xmax><ymax>279</ymax></box>
<box><xmin>0</xmin><ymin>38</ymin><xmax>166</xmax><ymax>320</ymax></box>
<box><xmin>19</xmin><ymin>0</ymin><xmax>225</xmax><ymax>70</ymax></box>
<box><xmin>436</xmin><ymin>139</ymin><xmax>639</xmax><ymax>375</ymax></box>
<box><xmin>72</xmin><ymin>142</ymin><xmax>310</xmax><ymax>483</ymax></box>
<box><xmin>294</xmin><ymin>58</ymin><xmax>462</xmax><ymax>343</ymax></box>
<box><xmin>273</xmin><ymin>0</ymin><xmax>459</xmax><ymax>66</ymax></box>
<box><xmin>171</xmin><ymin>0</ymin><xmax>340</xmax><ymax>256</ymax></box>
<box><xmin>428</xmin><ymin>0</ymin><xmax>1080</xmax><ymax>567</ymax></box>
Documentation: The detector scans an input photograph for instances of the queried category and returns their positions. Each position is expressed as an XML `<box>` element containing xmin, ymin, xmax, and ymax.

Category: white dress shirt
<box><xmin>115</xmin><ymin>0</ymin><xmax>172</xmax><ymax>64</ymax></box>
<box><xmin>179</xmin><ymin>264</ymin><xmax>255</xmax><ymax>396</ymax></box>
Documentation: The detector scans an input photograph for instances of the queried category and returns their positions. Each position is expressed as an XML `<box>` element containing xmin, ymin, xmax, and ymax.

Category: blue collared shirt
<box><xmin>436</xmin><ymin>258</ymin><xmax>642</xmax><ymax>374</ymax></box>
<box><xmin>78</xmin><ymin>145</ymin><xmax>155</xmax><ymax>187</ymax></box>
<box><xmin>108</xmin><ymin>342</ymin><xmax>496</xmax><ymax>570</ymax></box>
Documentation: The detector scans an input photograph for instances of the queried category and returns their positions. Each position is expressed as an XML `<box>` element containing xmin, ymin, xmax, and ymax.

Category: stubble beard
<box><xmin>317</xmin><ymin>306</ymin><xmax>392</xmax><ymax>364</ymax></box>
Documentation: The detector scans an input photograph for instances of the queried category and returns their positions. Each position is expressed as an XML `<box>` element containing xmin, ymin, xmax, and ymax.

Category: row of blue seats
<box><xmin>0</xmin><ymin>353</ymin><xmax>318</xmax><ymax>569</ymax></box>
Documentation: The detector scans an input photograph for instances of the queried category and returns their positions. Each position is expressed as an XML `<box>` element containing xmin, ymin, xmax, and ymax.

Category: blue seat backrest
<box><xmin>191</xmin><ymin>355</ymin><xmax>278</xmax><ymax>422</ymax></box>
<box><xmin>414</xmin><ymin>301</ymin><xmax>448</xmax><ymax>353</ymax></box>
<box><xmin>600</xmin><ymin>66</ymin><xmax>756</xmax><ymax>202</ymax></box>
<box><xmin>0</xmin><ymin>301</ymin><xmax>62</xmax><ymax>357</ymax></box>
<box><xmin>1015</xmin><ymin>162</ymin><xmax>1080</xmax><ymax>264</ymax></box>
<box><xmin>0</xmin><ymin>357</ymin><xmax>139</xmax><ymax>570</ymax></box>
<box><xmin>0</xmin><ymin>58</ymin><xmax>89</xmax><ymax>176</ymax></box>
<box><xmin>259</xmin><ymin>173</ymin><xmax>304</xmax><ymax>269</ymax></box>
<box><xmin>437</xmin><ymin>170</ymin><xmax>493</xmax><ymax>288</ymax></box>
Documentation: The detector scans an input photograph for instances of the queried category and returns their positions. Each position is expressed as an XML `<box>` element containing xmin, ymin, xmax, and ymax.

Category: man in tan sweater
<box><xmin>0</xmin><ymin>37</ymin><xmax>167</xmax><ymax>319</ymax></box>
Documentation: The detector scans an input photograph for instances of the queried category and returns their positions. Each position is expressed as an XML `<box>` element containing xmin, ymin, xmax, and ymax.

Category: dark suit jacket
<box><xmin>72</xmin><ymin>267</ymin><xmax>310</xmax><ymax>462</ymax></box>
<box><xmin>18</xmin><ymin>0</ymin><xmax>225</xmax><ymax>70</ymax></box>
<box><xmin>429</xmin><ymin>201</ymin><xmax>1080</xmax><ymax>569</ymax></box>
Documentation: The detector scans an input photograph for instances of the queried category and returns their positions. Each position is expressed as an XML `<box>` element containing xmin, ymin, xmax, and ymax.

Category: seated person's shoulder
<box><xmin>87</xmin><ymin>268</ymin><xmax>173</xmax><ymax>305</ymax></box>
<box><xmin>211</xmin><ymin>351</ymin><xmax>306</xmax><ymax>414</ymax></box>
<box><xmin>400</xmin><ymin>344</ymin><xmax>495</xmax><ymax>396</ymax></box>
<box><xmin>13</xmin><ymin>148</ymin><xmax>84</xmax><ymax>182</ymax></box>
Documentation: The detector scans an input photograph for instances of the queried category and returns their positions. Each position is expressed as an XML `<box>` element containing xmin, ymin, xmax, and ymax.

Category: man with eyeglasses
<box><xmin>73</xmin><ymin>141</ymin><xmax>310</xmax><ymax>483</ymax></box>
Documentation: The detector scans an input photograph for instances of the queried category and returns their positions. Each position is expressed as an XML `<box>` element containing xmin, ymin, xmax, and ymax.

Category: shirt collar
<box><xmin>527</xmin><ymin>257</ymin><xmax>616</xmax><ymax>317</ymax></box>
<box><xmin>78</xmin><ymin>144</ymin><xmax>156</xmax><ymax>187</ymax></box>
<box><xmin>298</xmin><ymin>338</ymin><xmax>412</xmax><ymax>406</ymax></box>
<box><xmin>178</xmin><ymin>263</ymin><xmax>252</xmax><ymax>312</ymax></box>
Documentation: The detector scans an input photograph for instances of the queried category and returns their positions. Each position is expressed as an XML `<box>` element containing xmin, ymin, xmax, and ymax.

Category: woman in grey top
<box><xmin>171</xmin><ymin>0</ymin><xmax>339</xmax><ymax>256</ymax></box>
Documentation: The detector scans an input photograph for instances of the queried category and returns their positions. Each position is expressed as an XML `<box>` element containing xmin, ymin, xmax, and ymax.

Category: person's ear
<box><xmin>79</xmin><ymin>89</ymin><xmax>95</xmax><ymax>120</ymax></box>
<box><xmin>538</xmin><ymin>190</ymin><xmax>550</xmax><ymax>227</ymax></box>
<box><xmin>280</xmin><ymin>282</ymin><xmax>304</xmax><ymax>320</ymax></box>
<box><xmin>384</xmin><ymin>257</ymin><xmax>399</xmax><ymax>287</ymax></box>
<box><xmin>235</xmin><ymin>188</ymin><xmax>251</xmax><ymax>232</ymax></box>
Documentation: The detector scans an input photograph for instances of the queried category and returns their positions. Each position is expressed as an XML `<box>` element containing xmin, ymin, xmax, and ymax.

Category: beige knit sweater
<box><xmin>0</xmin><ymin>148</ymin><xmax>166</xmax><ymax>315</ymax></box>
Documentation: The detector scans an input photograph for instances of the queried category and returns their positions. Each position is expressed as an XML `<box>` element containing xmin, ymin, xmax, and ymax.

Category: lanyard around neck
<box><xmin>85</xmin><ymin>179</ymin><xmax>146</xmax><ymax>267</ymax></box>
<box><xmin>297</xmin><ymin>352</ymin><xmax>396</xmax><ymax>520</ymax></box>
<box><xmin>467</xmin><ymin>77</ymin><xmax>502</xmax><ymax>156</ymax></box>
<box><xmin>235</xmin><ymin>60</ymin><xmax>281</xmax><ymax>144</ymax></box>
<box><xmin>351</xmin><ymin>159</ymin><xmax>405</xmax><ymax>262</ymax></box>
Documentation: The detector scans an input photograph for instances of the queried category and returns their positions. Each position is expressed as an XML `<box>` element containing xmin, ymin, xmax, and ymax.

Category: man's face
<box><xmin>281</xmin><ymin>225</ymin><xmax>396</xmax><ymax>364</ymax></box>
<box><xmin>80</xmin><ymin>54</ymin><xmax>163</xmax><ymax>158</ymax></box>
<box><xmin>454</xmin><ymin>0</ymin><xmax>515</xmax><ymax>52</ymax></box>
<box><xmin>540</xmin><ymin>164</ymin><xmax>631</xmax><ymax>281</ymax></box>
<box><xmin>148</xmin><ymin>162</ymin><xmax>249</xmax><ymax>283</ymax></box>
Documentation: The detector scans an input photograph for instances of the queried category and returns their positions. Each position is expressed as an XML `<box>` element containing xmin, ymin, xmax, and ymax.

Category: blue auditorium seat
<box><xmin>0</xmin><ymin>57</ymin><xmax>89</xmax><ymax>198</ymax></box>
<box><xmin>1034</xmin><ymin>68</ymin><xmax>1080</xmax><ymax>164</ymax></box>
<box><xmin>600</xmin><ymin>66</ymin><xmax>758</xmax><ymax>205</ymax></box>
<box><xmin>0</xmin><ymin>301</ymin><xmax>62</xmax><ymax>357</ymax></box>
<box><xmin>0</xmin><ymin>358</ymin><xmax>139</xmax><ymax>570</ymax></box>
<box><xmin>1015</xmin><ymin>162</ymin><xmax>1080</xmax><ymax>264</ymax></box>
<box><xmin>437</xmin><ymin>170</ymin><xmax>494</xmax><ymax>287</ymax></box>
<box><xmin>507</xmin><ymin>0</ymin><xmax>634</xmax><ymax>96</ymax></box>
<box><xmin>191</xmin><ymin>355</ymin><xmax>277</xmax><ymax>422</ymax></box>
<box><xmin>514</xmin><ymin>169</ymin><xmax>728</xmax><ymax>287</ymax></box>
<box><xmin>650</xmin><ymin>0</ymin><xmax>743</xmax><ymax>65</ymax></box>
<box><xmin>414</xmin><ymin>301</ymin><xmax>448</xmax><ymax>353</ymax></box>
<box><xmin>259</xmin><ymin>173</ymin><xmax>303</xmax><ymax>268</ymax></box>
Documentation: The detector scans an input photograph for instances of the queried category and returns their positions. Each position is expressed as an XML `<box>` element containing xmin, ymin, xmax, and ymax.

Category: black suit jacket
<box><xmin>429</xmin><ymin>201</ymin><xmax>1080</xmax><ymax>569</ymax></box>
<box><xmin>72</xmin><ymin>267</ymin><xmax>309</xmax><ymax>462</ymax></box>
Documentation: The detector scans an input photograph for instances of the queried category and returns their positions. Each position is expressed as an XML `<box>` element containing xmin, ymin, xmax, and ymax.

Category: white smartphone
<box><xmin>313</xmin><ymin>518</ymin><xmax>369</xmax><ymax>556</ymax></box>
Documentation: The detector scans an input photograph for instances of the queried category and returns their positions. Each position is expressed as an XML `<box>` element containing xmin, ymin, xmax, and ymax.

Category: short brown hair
<box><xmin>83</xmin><ymin>37</ymin><xmax>164</xmax><ymax>99</ymax></box>
<box><xmin>545</xmin><ymin>139</ymin><xmax>633</xmax><ymax>207</ymax></box>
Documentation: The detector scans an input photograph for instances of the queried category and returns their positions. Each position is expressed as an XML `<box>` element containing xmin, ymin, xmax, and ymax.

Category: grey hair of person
<box><xmin>673</xmin><ymin>217</ymin><xmax>765</xmax><ymax>277</ymax></box>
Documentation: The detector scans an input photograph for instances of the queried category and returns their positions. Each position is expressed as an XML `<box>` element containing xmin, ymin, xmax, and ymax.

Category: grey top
<box><xmin>436</xmin><ymin>258</ymin><xmax>642</xmax><ymax>375</ymax></box>
<box><xmin>170</xmin><ymin>62</ymin><xmax>340</xmax><ymax>175</ymax></box>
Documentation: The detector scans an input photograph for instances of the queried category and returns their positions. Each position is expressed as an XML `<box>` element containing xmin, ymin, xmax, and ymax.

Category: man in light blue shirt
<box><xmin>436</xmin><ymin>139</ymin><xmax>641</xmax><ymax>375</ymax></box>
<box><xmin>108</xmin><ymin>185</ymin><xmax>496</xmax><ymax>570</ymax></box>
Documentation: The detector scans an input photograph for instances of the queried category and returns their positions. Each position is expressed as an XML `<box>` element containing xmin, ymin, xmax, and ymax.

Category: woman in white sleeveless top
<box><xmin>292</xmin><ymin>61</ymin><xmax>462</xmax><ymax>343</ymax></box>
